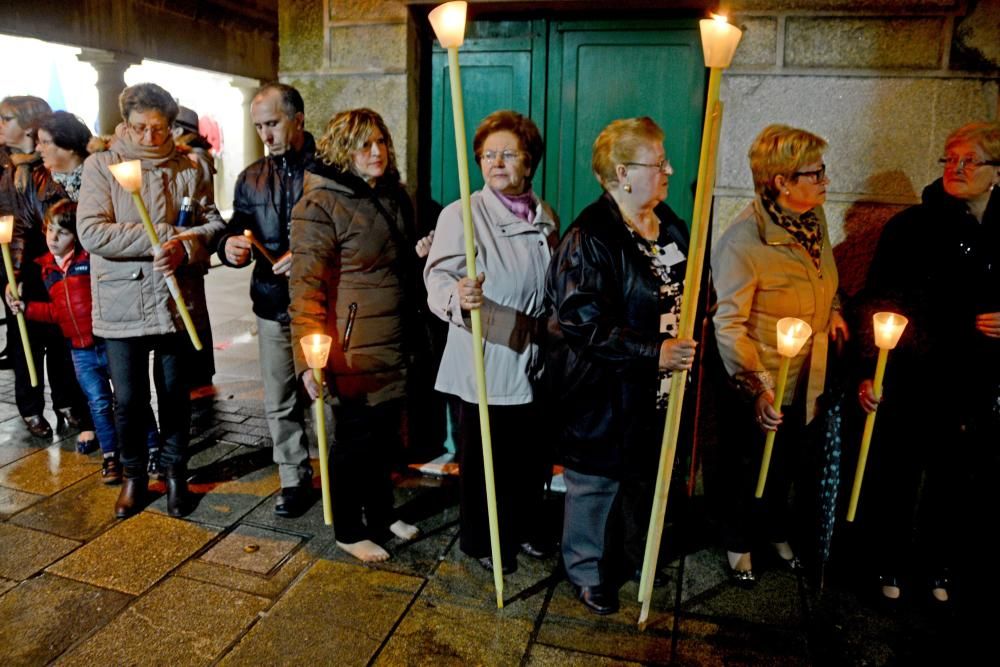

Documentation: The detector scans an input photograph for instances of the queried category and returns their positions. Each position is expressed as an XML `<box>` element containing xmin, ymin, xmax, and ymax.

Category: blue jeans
<box><xmin>72</xmin><ymin>340</ymin><xmax>160</xmax><ymax>457</ymax></box>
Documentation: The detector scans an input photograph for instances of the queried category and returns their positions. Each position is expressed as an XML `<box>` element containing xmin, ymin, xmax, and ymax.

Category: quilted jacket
<box><xmin>25</xmin><ymin>250</ymin><xmax>95</xmax><ymax>349</ymax></box>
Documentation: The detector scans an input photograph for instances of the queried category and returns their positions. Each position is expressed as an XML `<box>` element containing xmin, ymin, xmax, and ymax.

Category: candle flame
<box><xmin>712</xmin><ymin>13</ymin><xmax>729</xmax><ymax>24</ymax></box>
<box><xmin>243</xmin><ymin>229</ymin><xmax>254</xmax><ymax>239</ymax></box>
<box><xmin>0</xmin><ymin>215</ymin><xmax>13</xmax><ymax>244</ymax></box>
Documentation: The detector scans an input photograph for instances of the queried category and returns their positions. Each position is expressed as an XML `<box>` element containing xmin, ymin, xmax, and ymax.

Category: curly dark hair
<box><xmin>34</xmin><ymin>111</ymin><xmax>92</xmax><ymax>160</ymax></box>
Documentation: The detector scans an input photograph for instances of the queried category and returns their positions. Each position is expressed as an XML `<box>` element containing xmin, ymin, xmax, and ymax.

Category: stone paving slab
<box><xmin>0</xmin><ymin>485</ymin><xmax>44</xmax><ymax>518</ymax></box>
<box><xmin>10</xmin><ymin>472</ymin><xmax>120</xmax><ymax>540</ymax></box>
<box><xmin>673</xmin><ymin>615</ymin><xmax>810</xmax><ymax>666</ymax></box>
<box><xmin>200</xmin><ymin>524</ymin><xmax>303</xmax><ymax>574</ymax></box>
<box><xmin>682</xmin><ymin>564</ymin><xmax>804</xmax><ymax>627</ymax></box>
<box><xmin>0</xmin><ymin>440</ymin><xmax>44</xmax><ymax>467</ymax></box>
<box><xmin>536</xmin><ymin>580</ymin><xmax>674</xmax><ymax>664</ymax></box>
<box><xmin>0</xmin><ymin>445</ymin><xmax>99</xmax><ymax>496</ymax></box>
<box><xmin>526</xmin><ymin>643</ymin><xmax>645</xmax><ymax>666</ymax></box>
<box><xmin>57</xmin><ymin>575</ymin><xmax>269</xmax><ymax>666</ymax></box>
<box><xmin>0</xmin><ymin>523</ymin><xmax>80</xmax><ymax>580</ymax></box>
<box><xmin>47</xmin><ymin>512</ymin><xmax>219</xmax><ymax>595</ymax></box>
<box><xmin>177</xmin><ymin>544</ymin><xmax>317</xmax><ymax>599</ymax></box>
<box><xmin>0</xmin><ymin>576</ymin><xmax>16</xmax><ymax>595</ymax></box>
<box><xmin>220</xmin><ymin>559</ymin><xmax>422</xmax><ymax>665</ymax></box>
<box><xmin>0</xmin><ymin>573</ymin><xmax>133</xmax><ymax>665</ymax></box>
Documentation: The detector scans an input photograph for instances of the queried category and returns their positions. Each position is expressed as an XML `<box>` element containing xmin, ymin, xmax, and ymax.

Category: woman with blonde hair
<box><xmin>290</xmin><ymin>108</ymin><xmax>421</xmax><ymax>563</ymax></box>
<box><xmin>547</xmin><ymin>117</ymin><xmax>695</xmax><ymax>614</ymax></box>
<box><xmin>711</xmin><ymin>124</ymin><xmax>848</xmax><ymax>585</ymax></box>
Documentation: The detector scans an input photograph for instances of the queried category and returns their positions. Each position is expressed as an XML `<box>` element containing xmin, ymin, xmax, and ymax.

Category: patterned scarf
<box><xmin>762</xmin><ymin>193</ymin><xmax>823</xmax><ymax>271</ymax></box>
<box><xmin>52</xmin><ymin>164</ymin><xmax>83</xmax><ymax>202</ymax></box>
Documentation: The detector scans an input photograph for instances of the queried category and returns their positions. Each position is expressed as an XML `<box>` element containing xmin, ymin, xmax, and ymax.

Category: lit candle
<box><xmin>846</xmin><ymin>312</ymin><xmax>909</xmax><ymax>521</ymax></box>
<box><xmin>0</xmin><ymin>215</ymin><xmax>37</xmax><ymax>386</ymax></box>
<box><xmin>243</xmin><ymin>229</ymin><xmax>278</xmax><ymax>265</ymax></box>
<box><xmin>639</xmin><ymin>11</ymin><xmax>743</xmax><ymax>627</ymax></box>
<box><xmin>755</xmin><ymin>317</ymin><xmax>812</xmax><ymax>498</ymax></box>
<box><xmin>430</xmin><ymin>0</ymin><xmax>504</xmax><ymax>609</ymax></box>
<box><xmin>107</xmin><ymin>160</ymin><xmax>203</xmax><ymax>351</ymax></box>
<box><xmin>301</xmin><ymin>333</ymin><xmax>333</xmax><ymax>526</ymax></box>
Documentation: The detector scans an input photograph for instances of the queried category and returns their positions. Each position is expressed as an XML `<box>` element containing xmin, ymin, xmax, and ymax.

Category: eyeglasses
<box><xmin>793</xmin><ymin>164</ymin><xmax>827</xmax><ymax>182</ymax></box>
<box><xmin>0</xmin><ymin>114</ymin><xmax>16</xmax><ymax>123</ymax></box>
<box><xmin>127</xmin><ymin>123</ymin><xmax>169</xmax><ymax>141</ymax></box>
<box><xmin>481</xmin><ymin>150</ymin><xmax>523</xmax><ymax>164</ymax></box>
<box><xmin>624</xmin><ymin>159</ymin><xmax>672</xmax><ymax>174</ymax></box>
<box><xmin>938</xmin><ymin>156</ymin><xmax>1000</xmax><ymax>172</ymax></box>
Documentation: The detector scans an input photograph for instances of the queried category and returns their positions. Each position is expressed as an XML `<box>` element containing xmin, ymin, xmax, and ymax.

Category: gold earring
<box><xmin>623</xmin><ymin>183</ymin><xmax>632</xmax><ymax>193</ymax></box>
<box><xmin>784</xmin><ymin>190</ymin><xmax>790</xmax><ymax>196</ymax></box>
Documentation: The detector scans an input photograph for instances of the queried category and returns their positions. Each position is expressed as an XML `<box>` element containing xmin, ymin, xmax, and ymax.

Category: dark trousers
<box><xmin>330</xmin><ymin>398</ymin><xmax>401</xmax><ymax>544</ymax></box>
<box><xmin>104</xmin><ymin>334</ymin><xmax>190</xmax><ymax>478</ymax></box>
<box><xmin>3</xmin><ymin>298</ymin><xmax>85</xmax><ymax>419</ymax></box>
<box><xmin>716</xmin><ymin>387</ymin><xmax>809</xmax><ymax>554</ymax></box>
<box><xmin>456</xmin><ymin>400</ymin><xmax>549</xmax><ymax>561</ymax></box>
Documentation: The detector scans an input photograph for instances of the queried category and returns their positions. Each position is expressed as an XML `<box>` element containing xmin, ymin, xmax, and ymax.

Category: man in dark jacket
<box><xmin>217</xmin><ymin>83</ymin><xmax>315</xmax><ymax>517</ymax></box>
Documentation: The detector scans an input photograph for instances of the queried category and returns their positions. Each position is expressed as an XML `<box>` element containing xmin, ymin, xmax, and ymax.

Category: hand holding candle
<box><xmin>107</xmin><ymin>160</ymin><xmax>203</xmax><ymax>351</ymax></box>
<box><xmin>301</xmin><ymin>333</ymin><xmax>333</xmax><ymax>526</ymax></box>
<box><xmin>755</xmin><ymin>318</ymin><xmax>812</xmax><ymax>498</ymax></box>
<box><xmin>847</xmin><ymin>312</ymin><xmax>908</xmax><ymax>522</ymax></box>
<box><xmin>0</xmin><ymin>215</ymin><xmax>37</xmax><ymax>386</ymax></box>
<box><xmin>243</xmin><ymin>229</ymin><xmax>278</xmax><ymax>265</ymax></box>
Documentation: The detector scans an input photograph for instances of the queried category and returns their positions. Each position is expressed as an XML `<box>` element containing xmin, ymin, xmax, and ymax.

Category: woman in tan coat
<box><xmin>289</xmin><ymin>108</ymin><xmax>420</xmax><ymax>563</ymax></box>
<box><xmin>78</xmin><ymin>83</ymin><xmax>224</xmax><ymax>518</ymax></box>
<box><xmin>711</xmin><ymin>124</ymin><xmax>848</xmax><ymax>585</ymax></box>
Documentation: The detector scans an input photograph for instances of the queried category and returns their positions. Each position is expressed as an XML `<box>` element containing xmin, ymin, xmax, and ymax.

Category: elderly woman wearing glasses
<box><xmin>856</xmin><ymin>122</ymin><xmax>1000</xmax><ymax>608</ymax></box>
<box><xmin>425</xmin><ymin>110</ymin><xmax>559</xmax><ymax>575</ymax></box>
<box><xmin>78</xmin><ymin>83</ymin><xmax>224</xmax><ymax>519</ymax></box>
<box><xmin>546</xmin><ymin>117</ymin><xmax>696</xmax><ymax>615</ymax></box>
<box><xmin>711</xmin><ymin>124</ymin><xmax>847</xmax><ymax>586</ymax></box>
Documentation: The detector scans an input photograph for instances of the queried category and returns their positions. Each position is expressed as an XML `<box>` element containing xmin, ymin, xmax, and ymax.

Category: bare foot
<box><xmin>337</xmin><ymin>539</ymin><xmax>390</xmax><ymax>563</ymax></box>
<box><xmin>389</xmin><ymin>520</ymin><xmax>419</xmax><ymax>542</ymax></box>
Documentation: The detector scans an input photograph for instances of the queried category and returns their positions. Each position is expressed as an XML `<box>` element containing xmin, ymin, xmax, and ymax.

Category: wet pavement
<box><xmin>0</xmin><ymin>263</ymin><xmax>970</xmax><ymax>665</ymax></box>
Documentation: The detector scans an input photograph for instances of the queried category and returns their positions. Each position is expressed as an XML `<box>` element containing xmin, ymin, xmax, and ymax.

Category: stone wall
<box><xmin>278</xmin><ymin>0</ymin><xmax>999</xmax><ymax>293</ymax></box>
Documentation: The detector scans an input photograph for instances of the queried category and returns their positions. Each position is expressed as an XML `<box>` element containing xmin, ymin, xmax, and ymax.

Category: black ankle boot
<box><xmin>165</xmin><ymin>465</ymin><xmax>192</xmax><ymax>518</ymax></box>
<box><xmin>115</xmin><ymin>476</ymin><xmax>148</xmax><ymax>518</ymax></box>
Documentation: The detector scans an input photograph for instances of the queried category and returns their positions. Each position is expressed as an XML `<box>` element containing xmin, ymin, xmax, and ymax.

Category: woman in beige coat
<box><xmin>78</xmin><ymin>83</ymin><xmax>224</xmax><ymax>519</ymax></box>
<box><xmin>711</xmin><ymin>125</ymin><xmax>848</xmax><ymax>585</ymax></box>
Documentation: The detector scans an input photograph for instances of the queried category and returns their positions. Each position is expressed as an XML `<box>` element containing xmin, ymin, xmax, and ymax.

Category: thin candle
<box><xmin>243</xmin><ymin>229</ymin><xmax>278</xmax><ymax>264</ymax></box>
<box><xmin>847</xmin><ymin>312</ymin><xmax>908</xmax><ymax>522</ymax></box>
<box><xmin>107</xmin><ymin>160</ymin><xmax>203</xmax><ymax>351</ymax></box>
<box><xmin>430</xmin><ymin>0</ymin><xmax>505</xmax><ymax>609</ymax></box>
<box><xmin>755</xmin><ymin>317</ymin><xmax>812</xmax><ymax>498</ymax></box>
<box><xmin>0</xmin><ymin>215</ymin><xmax>38</xmax><ymax>386</ymax></box>
<box><xmin>301</xmin><ymin>333</ymin><xmax>333</xmax><ymax>525</ymax></box>
<box><xmin>638</xmin><ymin>12</ymin><xmax>742</xmax><ymax>626</ymax></box>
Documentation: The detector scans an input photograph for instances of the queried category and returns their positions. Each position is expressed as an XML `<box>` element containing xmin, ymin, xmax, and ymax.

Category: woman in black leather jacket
<box><xmin>546</xmin><ymin>117</ymin><xmax>695</xmax><ymax>615</ymax></box>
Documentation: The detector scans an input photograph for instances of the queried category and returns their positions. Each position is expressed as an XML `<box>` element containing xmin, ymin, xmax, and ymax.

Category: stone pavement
<box><xmin>0</xmin><ymin>264</ymin><xmax>969</xmax><ymax>666</ymax></box>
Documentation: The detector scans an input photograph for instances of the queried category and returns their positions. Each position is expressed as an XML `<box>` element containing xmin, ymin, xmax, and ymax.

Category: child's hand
<box><xmin>4</xmin><ymin>283</ymin><xmax>24</xmax><ymax>314</ymax></box>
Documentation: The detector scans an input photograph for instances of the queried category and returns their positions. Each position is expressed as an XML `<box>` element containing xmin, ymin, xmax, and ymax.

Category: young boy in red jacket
<box><xmin>6</xmin><ymin>199</ymin><xmax>160</xmax><ymax>483</ymax></box>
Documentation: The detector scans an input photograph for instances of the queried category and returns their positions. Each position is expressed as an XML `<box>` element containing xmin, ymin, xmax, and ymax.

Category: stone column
<box><xmin>77</xmin><ymin>49</ymin><xmax>142</xmax><ymax>135</ymax></box>
<box><xmin>232</xmin><ymin>76</ymin><xmax>264</xmax><ymax>169</ymax></box>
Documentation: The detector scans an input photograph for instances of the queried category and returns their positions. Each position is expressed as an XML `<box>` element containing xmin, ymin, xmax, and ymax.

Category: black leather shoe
<box><xmin>729</xmin><ymin>566</ymin><xmax>757</xmax><ymax>589</ymax></box>
<box><xmin>23</xmin><ymin>414</ymin><xmax>53</xmax><ymax>439</ymax></box>
<box><xmin>478</xmin><ymin>556</ymin><xmax>518</xmax><ymax>575</ymax></box>
<box><xmin>274</xmin><ymin>485</ymin><xmax>314</xmax><ymax>518</ymax></box>
<box><xmin>520</xmin><ymin>541</ymin><xmax>553</xmax><ymax>559</ymax></box>
<box><xmin>147</xmin><ymin>449</ymin><xmax>164</xmax><ymax>480</ymax></box>
<box><xmin>165</xmin><ymin>465</ymin><xmax>192</xmax><ymax>518</ymax></box>
<box><xmin>115</xmin><ymin>477</ymin><xmax>148</xmax><ymax>518</ymax></box>
<box><xmin>575</xmin><ymin>585</ymin><xmax>619</xmax><ymax>615</ymax></box>
<box><xmin>55</xmin><ymin>407</ymin><xmax>83</xmax><ymax>433</ymax></box>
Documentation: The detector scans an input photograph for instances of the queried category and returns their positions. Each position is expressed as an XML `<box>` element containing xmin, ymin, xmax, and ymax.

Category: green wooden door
<box><xmin>544</xmin><ymin>21</ymin><xmax>705</xmax><ymax>227</ymax></box>
<box><xmin>429</xmin><ymin>21</ymin><xmax>546</xmax><ymax>208</ymax></box>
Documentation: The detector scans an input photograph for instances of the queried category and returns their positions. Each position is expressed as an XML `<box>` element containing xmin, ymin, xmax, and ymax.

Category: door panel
<box><xmin>545</xmin><ymin>22</ymin><xmax>705</xmax><ymax>227</ymax></box>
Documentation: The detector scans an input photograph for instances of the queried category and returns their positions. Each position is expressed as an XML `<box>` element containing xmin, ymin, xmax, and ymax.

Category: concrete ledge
<box><xmin>785</xmin><ymin>17</ymin><xmax>946</xmax><ymax>69</ymax></box>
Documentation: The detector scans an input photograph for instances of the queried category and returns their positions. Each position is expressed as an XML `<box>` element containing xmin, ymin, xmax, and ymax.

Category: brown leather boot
<box><xmin>115</xmin><ymin>477</ymin><xmax>148</xmax><ymax>518</ymax></box>
<box><xmin>165</xmin><ymin>465</ymin><xmax>192</xmax><ymax>518</ymax></box>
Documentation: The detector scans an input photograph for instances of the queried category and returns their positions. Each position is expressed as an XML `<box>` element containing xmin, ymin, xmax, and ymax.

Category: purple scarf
<box><xmin>492</xmin><ymin>188</ymin><xmax>537</xmax><ymax>225</ymax></box>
